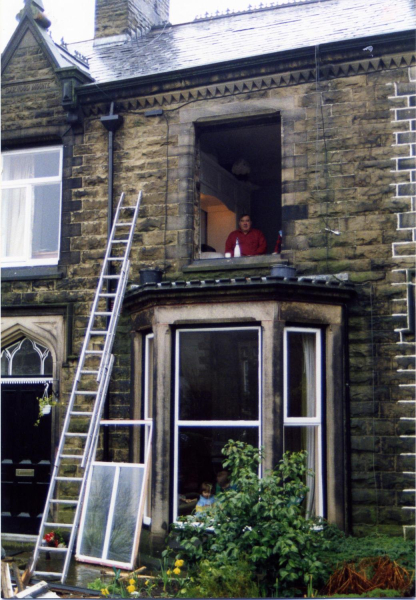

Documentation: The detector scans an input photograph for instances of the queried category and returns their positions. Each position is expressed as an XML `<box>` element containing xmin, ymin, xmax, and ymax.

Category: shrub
<box><xmin>171</xmin><ymin>441</ymin><xmax>331</xmax><ymax>597</ymax></box>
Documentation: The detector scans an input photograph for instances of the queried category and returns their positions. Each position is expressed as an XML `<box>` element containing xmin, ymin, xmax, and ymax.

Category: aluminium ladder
<box><xmin>29</xmin><ymin>192</ymin><xmax>142</xmax><ymax>584</ymax></box>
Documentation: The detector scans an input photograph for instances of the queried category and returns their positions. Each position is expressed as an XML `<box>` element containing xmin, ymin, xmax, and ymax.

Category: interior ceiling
<box><xmin>200</xmin><ymin>123</ymin><xmax>281</xmax><ymax>168</ymax></box>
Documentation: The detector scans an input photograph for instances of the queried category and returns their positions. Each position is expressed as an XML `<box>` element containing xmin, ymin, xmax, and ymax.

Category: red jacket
<box><xmin>225</xmin><ymin>228</ymin><xmax>267</xmax><ymax>256</ymax></box>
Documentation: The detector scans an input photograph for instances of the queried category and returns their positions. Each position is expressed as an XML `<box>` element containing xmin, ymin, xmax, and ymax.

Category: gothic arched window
<box><xmin>1</xmin><ymin>337</ymin><xmax>52</xmax><ymax>377</ymax></box>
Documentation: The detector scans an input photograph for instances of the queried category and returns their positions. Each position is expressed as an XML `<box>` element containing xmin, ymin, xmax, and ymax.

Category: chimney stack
<box><xmin>95</xmin><ymin>0</ymin><xmax>169</xmax><ymax>39</ymax></box>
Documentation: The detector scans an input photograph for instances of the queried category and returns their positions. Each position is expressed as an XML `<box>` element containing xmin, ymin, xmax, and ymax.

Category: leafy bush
<box><xmin>171</xmin><ymin>441</ymin><xmax>331</xmax><ymax>597</ymax></box>
<box><xmin>182</xmin><ymin>559</ymin><xmax>260</xmax><ymax>598</ymax></box>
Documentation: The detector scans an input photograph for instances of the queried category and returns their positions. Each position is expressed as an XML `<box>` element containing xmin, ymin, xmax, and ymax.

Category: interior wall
<box><xmin>207</xmin><ymin>206</ymin><xmax>236</xmax><ymax>253</ymax></box>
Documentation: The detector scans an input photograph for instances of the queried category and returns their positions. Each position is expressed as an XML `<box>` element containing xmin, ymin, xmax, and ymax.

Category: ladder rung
<box><xmin>111</xmin><ymin>240</ymin><xmax>129</xmax><ymax>244</ymax></box>
<box><xmin>85</xmin><ymin>350</ymin><xmax>103</xmax><ymax>355</ymax></box>
<box><xmin>109</xmin><ymin>257</ymin><xmax>124</xmax><ymax>260</ymax></box>
<box><xmin>45</xmin><ymin>522</ymin><xmax>75</xmax><ymax>528</ymax></box>
<box><xmin>60</xmin><ymin>454</ymin><xmax>83</xmax><ymax>460</ymax></box>
<box><xmin>50</xmin><ymin>499</ymin><xmax>79</xmax><ymax>505</ymax></box>
<box><xmin>34</xmin><ymin>571</ymin><xmax>63</xmax><ymax>578</ymax></box>
<box><xmin>90</xmin><ymin>331</ymin><xmax>108</xmax><ymax>335</ymax></box>
<box><xmin>75</xmin><ymin>391</ymin><xmax>97</xmax><ymax>395</ymax></box>
<box><xmin>70</xmin><ymin>411</ymin><xmax>93</xmax><ymax>416</ymax></box>
<box><xmin>39</xmin><ymin>546</ymin><xmax>68</xmax><ymax>553</ymax></box>
<box><xmin>103</xmin><ymin>275</ymin><xmax>121</xmax><ymax>279</ymax></box>
<box><xmin>64</xmin><ymin>433</ymin><xmax>88</xmax><ymax>438</ymax></box>
<box><xmin>94</xmin><ymin>312</ymin><xmax>112</xmax><ymax>316</ymax></box>
<box><xmin>115</xmin><ymin>222</ymin><xmax>133</xmax><ymax>226</ymax></box>
<box><xmin>99</xmin><ymin>293</ymin><xmax>116</xmax><ymax>297</ymax></box>
<box><xmin>55</xmin><ymin>477</ymin><xmax>83</xmax><ymax>482</ymax></box>
<box><xmin>120</xmin><ymin>205</ymin><xmax>136</xmax><ymax>210</ymax></box>
<box><xmin>80</xmin><ymin>370</ymin><xmax>99</xmax><ymax>374</ymax></box>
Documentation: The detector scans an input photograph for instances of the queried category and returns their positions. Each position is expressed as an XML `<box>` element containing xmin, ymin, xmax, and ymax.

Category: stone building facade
<box><xmin>1</xmin><ymin>0</ymin><xmax>415</xmax><ymax>549</ymax></box>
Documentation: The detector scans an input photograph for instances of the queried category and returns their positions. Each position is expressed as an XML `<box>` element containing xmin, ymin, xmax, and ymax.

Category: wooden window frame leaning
<box><xmin>76</xmin><ymin>420</ymin><xmax>152</xmax><ymax>570</ymax></box>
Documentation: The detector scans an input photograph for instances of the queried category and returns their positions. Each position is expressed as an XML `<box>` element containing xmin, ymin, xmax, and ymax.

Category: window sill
<box><xmin>1</xmin><ymin>265</ymin><xmax>64</xmax><ymax>281</ymax></box>
<box><xmin>183</xmin><ymin>255</ymin><xmax>288</xmax><ymax>273</ymax></box>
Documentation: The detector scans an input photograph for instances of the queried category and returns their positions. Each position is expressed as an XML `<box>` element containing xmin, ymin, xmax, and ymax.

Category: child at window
<box><xmin>195</xmin><ymin>482</ymin><xmax>216</xmax><ymax>512</ymax></box>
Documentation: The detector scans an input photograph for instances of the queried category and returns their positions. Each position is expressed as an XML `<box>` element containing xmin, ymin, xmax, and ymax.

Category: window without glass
<box><xmin>174</xmin><ymin>327</ymin><xmax>261</xmax><ymax>519</ymax></box>
<box><xmin>1</xmin><ymin>147</ymin><xmax>62</xmax><ymax>266</ymax></box>
<box><xmin>196</xmin><ymin>115</ymin><xmax>281</xmax><ymax>257</ymax></box>
<box><xmin>284</xmin><ymin>327</ymin><xmax>323</xmax><ymax>517</ymax></box>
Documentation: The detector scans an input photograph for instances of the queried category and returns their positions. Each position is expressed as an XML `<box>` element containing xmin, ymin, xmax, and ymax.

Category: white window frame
<box><xmin>76</xmin><ymin>421</ymin><xmax>152</xmax><ymax>570</ymax></box>
<box><xmin>1</xmin><ymin>146</ymin><xmax>63</xmax><ymax>267</ymax></box>
<box><xmin>173</xmin><ymin>326</ymin><xmax>262</xmax><ymax>521</ymax></box>
<box><xmin>283</xmin><ymin>326</ymin><xmax>323</xmax><ymax>517</ymax></box>
<box><xmin>143</xmin><ymin>333</ymin><xmax>154</xmax><ymax>525</ymax></box>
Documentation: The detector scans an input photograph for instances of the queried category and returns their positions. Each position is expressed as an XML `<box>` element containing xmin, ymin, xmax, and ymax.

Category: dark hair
<box><xmin>239</xmin><ymin>214</ymin><xmax>251</xmax><ymax>221</ymax></box>
<box><xmin>201</xmin><ymin>482</ymin><xmax>212</xmax><ymax>493</ymax></box>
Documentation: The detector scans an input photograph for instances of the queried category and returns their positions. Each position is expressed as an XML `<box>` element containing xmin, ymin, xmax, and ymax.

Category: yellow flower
<box><xmin>129</xmin><ymin>578</ymin><xmax>136</xmax><ymax>585</ymax></box>
<box><xmin>173</xmin><ymin>567</ymin><xmax>181</xmax><ymax>575</ymax></box>
<box><xmin>127</xmin><ymin>584</ymin><xmax>136</xmax><ymax>593</ymax></box>
<box><xmin>167</xmin><ymin>569</ymin><xmax>172</xmax><ymax>575</ymax></box>
<box><xmin>145</xmin><ymin>580</ymin><xmax>149</xmax><ymax>586</ymax></box>
<box><xmin>101</xmin><ymin>589</ymin><xmax>110</xmax><ymax>597</ymax></box>
<box><xmin>175</xmin><ymin>559</ymin><xmax>184</xmax><ymax>568</ymax></box>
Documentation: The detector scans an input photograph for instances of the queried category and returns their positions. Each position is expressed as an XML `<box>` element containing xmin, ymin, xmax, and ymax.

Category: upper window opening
<box><xmin>196</xmin><ymin>115</ymin><xmax>281</xmax><ymax>258</ymax></box>
<box><xmin>1</xmin><ymin>147</ymin><xmax>62</xmax><ymax>267</ymax></box>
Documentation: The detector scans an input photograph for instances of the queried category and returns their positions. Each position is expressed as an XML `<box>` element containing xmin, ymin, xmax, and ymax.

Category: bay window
<box><xmin>284</xmin><ymin>327</ymin><xmax>323</xmax><ymax>518</ymax></box>
<box><xmin>1</xmin><ymin>147</ymin><xmax>62</xmax><ymax>266</ymax></box>
<box><xmin>174</xmin><ymin>327</ymin><xmax>262</xmax><ymax>519</ymax></box>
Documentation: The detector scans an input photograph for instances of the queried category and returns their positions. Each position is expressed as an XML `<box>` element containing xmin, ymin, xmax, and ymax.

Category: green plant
<box><xmin>34</xmin><ymin>393</ymin><xmax>57</xmax><ymax>426</ymax></box>
<box><xmin>181</xmin><ymin>559</ymin><xmax>260</xmax><ymax>598</ymax></box>
<box><xmin>171</xmin><ymin>442</ymin><xmax>332</xmax><ymax>597</ymax></box>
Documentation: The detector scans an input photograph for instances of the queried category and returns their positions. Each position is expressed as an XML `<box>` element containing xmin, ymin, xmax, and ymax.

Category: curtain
<box><xmin>2</xmin><ymin>154</ymin><xmax>34</xmax><ymax>260</ymax></box>
<box><xmin>302</xmin><ymin>334</ymin><xmax>316</xmax><ymax>517</ymax></box>
<box><xmin>1</xmin><ymin>188</ymin><xmax>26</xmax><ymax>259</ymax></box>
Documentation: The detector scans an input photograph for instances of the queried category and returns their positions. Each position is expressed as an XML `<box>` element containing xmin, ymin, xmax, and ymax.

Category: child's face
<box><xmin>202</xmin><ymin>490</ymin><xmax>211</xmax><ymax>499</ymax></box>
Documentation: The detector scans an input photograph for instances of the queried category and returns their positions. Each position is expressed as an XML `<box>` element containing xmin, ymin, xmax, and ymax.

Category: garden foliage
<box><xmin>171</xmin><ymin>441</ymin><xmax>331</xmax><ymax>597</ymax></box>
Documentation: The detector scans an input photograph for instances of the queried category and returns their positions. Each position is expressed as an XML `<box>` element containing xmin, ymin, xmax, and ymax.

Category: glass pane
<box><xmin>32</xmin><ymin>184</ymin><xmax>60</xmax><ymax>259</ymax></box>
<box><xmin>107</xmin><ymin>466</ymin><xmax>145</xmax><ymax>563</ymax></box>
<box><xmin>43</xmin><ymin>352</ymin><xmax>53</xmax><ymax>376</ymax></box>
<box><xmin>287</xmin><ymin>332</ymin><xmax>316</xmax><ymax>418</ymax></box>
<box><xmin>3</xmin><ymin>154</ymin><xmax>34</xmax><ymax>180</ymax></box>
<box><xmin>284</xmin><ymin>426</ymin><xmax>320</xmax><ymax>517</ymax></box>
<box><xmin>11</xmin><ymin>339</ymin><xmax>42</xmax><ymax>376</ymax></box>
<box><xmin>179</xmin><ymin>330</ymin><xmax>259</xmax><ymax>421</ymax></box>
<box><xmin>1</xmin><ymin>351</ymin><xmax>9</xmax><ymax>376</ymax></box>
<box><xmin>2</xmin><ymin>150</ymin><xmax>60</xmax><ymax>180</ymax></box>
<box><xmin>1</xmin><ymin>188</ymin><xmax>26</xmax><ymax>259</ymax></box>
<box><xmin>79</xmin><ymin>465</ymin><xmax>115</xmax><ymax>558</ymax></box>
<box><xmin>145</xmin><ymin>336</ymin><xmax>154</xmax><ymax>419</ymax></box>
<box><xmin>177</xmin><ymin>426</ymin><xmax>258</xmax><ymax>517</ymax></box>
<box><xmin>34</xmin><ymin>150</ymin><xmax>60</xmax><ymax>178</ymax></box>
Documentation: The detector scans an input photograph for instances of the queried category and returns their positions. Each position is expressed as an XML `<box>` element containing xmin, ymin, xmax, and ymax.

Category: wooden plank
<box><xmin>15</xmin><ymin>581</ymin><xmax>49</xmax><ymax>598</ymax></box>
<box><xmin>1</xmin><ymin>561</ymin><xmax>14</xmax><ymax>598</ymax></box>
<box><xmin>11</xmin><ymin>562</ymin><xmax>24</xmax><ymax>593</ymax></box>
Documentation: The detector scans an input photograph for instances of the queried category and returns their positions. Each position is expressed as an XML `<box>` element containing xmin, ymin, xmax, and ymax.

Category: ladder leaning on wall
<box><xmin>29</xmin><ymin>192</ymin><xmax>143</xmax><ymax>584</ymax></box>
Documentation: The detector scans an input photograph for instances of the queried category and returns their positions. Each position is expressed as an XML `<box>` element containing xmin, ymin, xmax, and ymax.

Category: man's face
<box><xmin>239</xmin><ymin>216</ymin><xmax>252</xmax><ymax>233</ymax></box>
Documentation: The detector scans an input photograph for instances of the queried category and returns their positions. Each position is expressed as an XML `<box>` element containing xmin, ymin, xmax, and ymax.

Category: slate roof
<box><xmin>66</xmin><ymin>0</ymin><xmax>415</xmax><ymax>85</ymax></box>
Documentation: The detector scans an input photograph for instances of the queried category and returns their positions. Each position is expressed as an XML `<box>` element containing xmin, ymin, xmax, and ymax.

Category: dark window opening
<box><xmin>196</xmin><ymin>115</ymin><xmax>281</xmax><ymax>257</ymax></box>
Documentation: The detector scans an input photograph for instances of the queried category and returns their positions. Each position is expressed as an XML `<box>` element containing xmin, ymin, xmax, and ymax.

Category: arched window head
<box><xmin>1</xmin><ymin>337</ymin><xmax>52</xmax><ymax>377</ymax></box>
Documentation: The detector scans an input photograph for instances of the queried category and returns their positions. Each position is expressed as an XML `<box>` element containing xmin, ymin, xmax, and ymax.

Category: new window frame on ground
<box><xmin>1</xmin><ymin>146</ymin><xmax>63</xmax><ymax>267</ymax></box>
<box><xmin>173</xmin><ymin>326</ymin><xmax>262</xmax><ymax>521</ymax></box>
